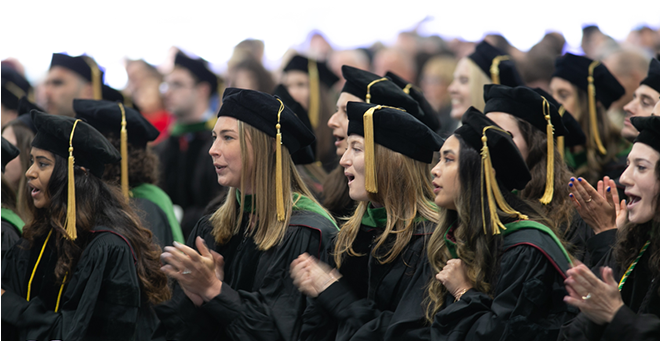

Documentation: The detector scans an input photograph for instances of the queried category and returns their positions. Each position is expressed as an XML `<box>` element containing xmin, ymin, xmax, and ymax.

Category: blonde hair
<box><xmin>333</xmin><ymin>144</ymin><xmax>440</xmax><ymax>267</ymax></box>
<box><xmin>465</xmin><ymin>58</ymin><xmax>490</xmax><ymax>112</ymax></box>
<box><xmin>210</xmin><ymin>121</ymin><xmax>331</xmax><ymax>250</ymax></box>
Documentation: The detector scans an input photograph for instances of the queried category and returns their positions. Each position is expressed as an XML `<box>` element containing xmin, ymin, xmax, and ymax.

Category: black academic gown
<box><xmin>131</xmin><ymin>197</ymin><xmax>174</xmax><ymax>249</ymax></box>
<box><xmin>1</xmin><ymin>227</ymin><xmax>159</xmax><ymax>341</ymax></box>
<box><xmin>300</xmin><ymin>220</ymin><xmax>434</xmax><ymax>341</ymax></box>
<box><xmin>561</xmin><ymin>213</ymin><xmax>595</xmax><ymax>264</ymax></box>
<box><xmin>558</xmin><ymin>228</ymin><xmax>660</xmax><ymax>341</ymax></box>
<box><xmin>1</xmin><ymin>221</ymin><xmax>21</xmax><ymax>259</ymax></box>
<box><xmin>431</xmin><ymin>222</ymin><xmax>577</xmax><ymax>341</ymax></box>
<box><xmin>154</xmin><ymin>209</ymin><xmax>338</xmax><ymax>341</ymax></box>
<box><xmin>155</xmin><ymin>126</ymin><xmax>225</xmax><ymax>239</ymax></box>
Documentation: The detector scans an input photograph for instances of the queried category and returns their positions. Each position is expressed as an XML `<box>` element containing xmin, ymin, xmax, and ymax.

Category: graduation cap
<box><xmin>552</xmin><ymin>53</ymin><xmax>625</xmax><ymax>155</ymax></box>
<box><xmin>283</xmin><ymin>55</ymin><xmax>339</xmax><ymax>130</ymax></box>
<box><xmin>484</xmin><ymin>84</ymin><xmax>567</xmax><ymax>204</ymax></box>
<box><xmin>2</xmin><ymin>137</ymin><xmax>20</xmax><ymax>173</ymax></box>
<box><xmin>31</xmin><ymin>110</ymin><xmax>121</xmax><ymax>240</ymax></box>
<box><xmin>174</xmin><ymin>51</ymin><xmax>220</xmax><ymax>97</ymax></box>
<box><xmin>340</xmin><ymin>65</ymin><xmax>427</xmax><ymax>123</ymax></box>
<box><xmin>73</xmin><ymin>99</ymin><xmax>160</xmax><ymax>199</ymax></box>
<box><xmin>385</xmin><ymin>71</ymin><xmax>441</xmax><ymax>131</ymax></box>
<box><xmin>456</xmin><ymin>107</ymin><xmax>531</xmax><ymax>234</ymax></box>
<box><xmin>1</xmin><ymin>65</ymin><xmax>32</xmax><ymax>110</ymax></box>
<box><xmin>631</xmin><ymin>115</ymin><xmax>660</xmax><ymax>154</ymax></box>
<box><xmin>531</xmin><ymin>88</ymin><xmax>586</xmax><ymax>157</ymax></box>
<box><xmin>50</xmin><ymin>53</ymin><xmax>104</xmax><ymax>100</ymax></box>
<box><xmin>15</xmin><ymin>97</ymin><xmax>40</xmax><ymax>133</ymax></box>
<box><xmin>346</xmin><ymin>102</ymin><xmax>444</xmax><ymax>193</ymax></box>
<box><xmin>468</xmin><ymin>41</ymin><xmax>524</xmax><ymax>87</ymax></box>
<box><xmin>640</xmin><ymin>57</ymin><xmax>660</xmax><ymax>93</ymax></box>
<box><xmin>218</xmin><ymin>88</ymin><xmax>315</xmax><ymax>221</ymax></box>
<box><xmin>273</xmin><ymin>84</ymin><xmax>316</xmax><ymax>165</ymax></box>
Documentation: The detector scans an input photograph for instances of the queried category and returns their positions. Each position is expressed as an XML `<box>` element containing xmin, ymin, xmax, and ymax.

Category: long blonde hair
<box><xmin>466</xmin><ymin>58</ymin><xmax>490</xmax><ymax>112</ymax></box>
<box><xmin>333</xmin><ymin>143</ymin><xmax>440</xmax><ymax>268</ymax></box>
<box><xmin>210</xmin><ymin>121</ymin><xmax>331</xmax><ymax>250</ymax></box>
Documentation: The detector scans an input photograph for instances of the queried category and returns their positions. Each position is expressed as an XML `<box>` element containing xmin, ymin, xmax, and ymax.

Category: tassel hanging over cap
<box><xmin>118</xmin><ymin>103</ymin><xmax>129</xmax><ymax>201</ymax></box>
<box><xmin>540</xmin><ymin>97</ymin><xmax>555</xmax><ymax>205</ymax></box>
<box><xmin>588</xmin><ymin>60</ymin><xmax>607</xmax><ymax>155</ymax></box>
<box><xmin>66</xmin><ymin>119</ymin><xmax>82</xmax><ymax>240</ymax></box>
<box><xmin>83</xmin><ymin>57</ymin><xmax>102</xmax><ymax>100</ymax></box>
<box><xmin>308</xmin><ymin>59</ymin><xmax>320</xmax><ymax>130</ymax></box>
<box><xmin>480</xmin><ymin>126</ymin><xmax>529</xmax><ymax>235</ymax></box>
<box><xmin>275</xmin><ymin>99</ymin><xmax>285</xmax><ymax>221</ymax></box>
<box><xmin>363</xmin><ymin>105</ymin><xmax>380</xmax><ymax>193</ymax></box>
<box><xmin>557</xmin><ymin>106</ymin><xmax>566</xmax><ymax>161</ymax></box>
<box><xmin>365</xmin><ymin>77</ymin><xmax>388</xmax><ymax>103</ymax></box>
<box><xmin>490</xmin><ymin>55</ymin><xmax>509</xmax><ymax>85</ymax></box>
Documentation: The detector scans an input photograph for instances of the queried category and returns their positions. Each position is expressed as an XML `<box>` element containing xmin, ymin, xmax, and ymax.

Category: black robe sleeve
<box><xmin>1</xmin><ymin>232</ymin><xmax>146</xmax><ymax>341</ymax></box>
<box><xmin>585</xmin><ymin>229</ymin><xmax>617</xmax><ymax>268</ymax></box>
<box><xmin>131</xmin><ymin>196</ymin><xmax>174</xmax><ymax>249</ymax></box>
<box><xmin>1</xmin><ymin>220</ymin><xmax>20</xmax><ymax>259</ymax></box>
<box><xmin>431</xmin><ymin>245</ymin><xmax>575</xmax><ymax>341</ymax></box>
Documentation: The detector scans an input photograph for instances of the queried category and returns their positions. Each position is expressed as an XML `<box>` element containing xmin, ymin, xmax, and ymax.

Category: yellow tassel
<box><xmin>275</xmin><ymin>99</ymin><xmax>285</xmax><ymax>221</ymax></box>
<box><xmin>83</xmin><ymin>57</ymin><xmax>102</xmax><ymax>100</ymax></box>
<box><xmin>308</xmin><ymin>59</ymin><xmax>320</xmax><ymax>130</ymax></box>
<box><xmin>365</xmin><ymin>77</ymin><xmax>388</xmax><ymax>103</ymax></box>
<box><xmin>480</xmin><ymin>126</ymin><xmax>529</xmax><ymax>235</ymax></box>
<box><xmin>119</xmin><ymin>103</ymin><xmax>129</xmax><ymax>201</ymax></box>
<box><xmin>66</xmin><ymin>120</ymin><xmax>82</xmax><ymax>241</ymax></box>
<box><xmin>490</xmin><ymin>55</ymin><xmax>509</xmax><ymax>85</ymax></box>
<box><xmin>588</xmin><ymin>60</ymin><xmax>607</xmax><ymax>155</ymax></box>
<box><xmin>363</xmin><ymin>105</ymin><xmax>380</xmax><ymax>193</ymax></box>
<box><xmin>557</xmin><ymin>106</ymin><xmax>566</xmax><ymax>161</ymax></box>
<box><xmin>402</xmin><ymin>83</ymin><xmax>413</xmax><ymax>94</ymax></box>
<box><xmin>540</xmin><ymin>98</ymin><xmax>554</xmax><ymax>205</ymax></box>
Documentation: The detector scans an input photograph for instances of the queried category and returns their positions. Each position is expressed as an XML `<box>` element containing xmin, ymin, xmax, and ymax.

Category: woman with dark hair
<box><xmin>426</xmin><ymin>108</ymin><xmax>575</xmax><ymax>340</ymax></box>
<box><xmin>483</xmin><ymin>84</ymin><xmax>594</xmax><ymax>261</ymax></box>
<box><xmin>154</xmin><ymin>88</ymin><xmax>338</xmax><ymax>340</ymax></box>
<box><xmin>559</xmin><ymin>114</ymin><xmax>660</xmax><ymax>341</ymax></box>
<box><xmin>2</xmin><ymin>137</ymin><xmax>22</xmax><ymax>257</ymax></box>
<box><xmin>1</xmin><ymin>111</ymin><xmax>170</xmax><ymax>340</ymax></box>
<box><xmin>290</xmin><ymin>102</ymin><xmax>444</xmax><ymax>340</ymax></box>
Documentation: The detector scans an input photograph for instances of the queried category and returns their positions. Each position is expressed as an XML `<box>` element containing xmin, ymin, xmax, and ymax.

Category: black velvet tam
<box><xmin>532</xmin><ymin>88</ymin><xmax>586</xmax><ymax>147</ymax></box>
<box><xmin>640</xmin><ymin>57</ymin><xmax>660</xmax><ymax>94</ymax></box>
<box><xmin>346</xmin><ymin>101</ymin><xmax>444</xmax><ymax>163</ymax></box>
<box><xmin>483</xmin><ymin>84</ymin><xmax>567</xmax><ymax>136</ymax></box>
<box><xmin>1</xmin><ymin>65</ymin><xmax>31</xmax><ymax>110</ymax></box>
<box><xmin>2</xmin><ymin>137</ymin><xmax>20</xmax><ymax>173</ymax></box>
<box><xmin>49</xmin><ymin>53</ymin><xmax>103</xmax><ymax>83</ymax></box>
<box><xmin>340</xmin><ymin>65</ymin><xmax>425</xmax><ymax>121</ymax></box>
<box><xmin>73</xmin><ymin>99</ymin><xmax>159</xmax><ymax>149</ymax></box>
<box><xmin>551</xmin><ymin>53</ymin><xmax>624</xmax><ymax>109</ymax></box>
<box><xmin>273</xmin><ymin>84</ymin><xmax>316</xmax><ymax>165</ymax></box>
<box><xmin>283</xmin><ymin>55</ymin><xmax>339</xmax><ymax>88</ymax></box>
<box><xmin>30</xmin><ymin>110</ymin><xmax>121</xmax><ymax>177</ymax></box>
<box><xmin>174</xmin><ymin>51</ymin><xmax>218</xmax><ymax>92</ymax></box>
<box><xmin>468</xmin><ymin>41</ymin><xmax>524</xmax><ymax>87</ymax></box>
<box><xmin>218</xmin><ymin>88</ymin><xmax>315</xmax><ymax>154</ymax></box>
<box><xmin>631</xmin><ymin>115</ymin><xmax>660</xmax><ymax>154</ymax></box>
<box><xmin>455</xmin><ymin>107</ymin><xmax>531</xmax><ymax>191</ymax></box>
<box><xmin>385</xmin><ymin>70</ymin><xmax>440</xmax><ymax>131</ymax></box>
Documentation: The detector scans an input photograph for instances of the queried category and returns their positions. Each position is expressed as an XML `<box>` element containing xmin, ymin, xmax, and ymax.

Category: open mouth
<box><xmin>214</xmin><ymin>164</ymin><xmax>227</xmax><ymax>173</ymax></box>
<box><xmin>627</xmin><ymin>194</ymin><xmax>641</xmax><ymax>207</ymax></box>
<box><xmin>334</xmin><ymin>134</ymin><xmax>345</xmax><ymax>146</ymax></box>
<box><xmin>345</xmin><ymin>172</ymin><xmax>355</xmax><ymax>185</ymax></box>
<box><xmin>28</xmin><ymin>183</ymin><xmax>42</xmax><ymax>197</ymax></box>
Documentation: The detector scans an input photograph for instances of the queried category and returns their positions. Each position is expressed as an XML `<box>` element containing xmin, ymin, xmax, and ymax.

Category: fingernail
<box><xmin>174</xmin><ymin>241</ymin><xmax>180</xmax><ymax>247</ymax></box>
<box><xmin>569</xmin><ymin>183</ymin><xmax>573</xmax><ymax>187</ymax></box>
<box><xmin>570</xmin><ymin>177</ymin><xmax>575</xmax><ymax>182</ymax></box>
<box><xmin>607</xmin><ymin>187</ymin><xmax>611</xmax><ymax>192</ymax></box>
<box><xmin>577</xmin><ymin>178</ymin><xmax>582</xmax><ymax>182</ymax></box>
<box><xmin>569</xmin><ymin>193</ymin><xmax>574</xmax><ymax>198</ymax></box>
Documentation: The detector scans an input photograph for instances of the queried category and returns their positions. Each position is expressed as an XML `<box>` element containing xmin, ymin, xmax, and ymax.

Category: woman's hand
<box><xmin>436</xmin><ymin>259</ymin><xmax>473</xmax><ymax>300</ymax></box>
<box><xmin>290</xmin><ymin>253</ymin><xmax>341</xmax><ymax>298</ymax></box>
<box><xmin>568</xmin><ymin>176</ymin><xmax>626</xmax><ymax>233</ymax></box>
<box><xmin>161</xmin><ymin>237</ymin><xmax>225</xmax><ymax>305</ymax></box>
<box><xmin>564</xmin><ymin>263</ymin><xmax>624</xmax><ymax>325</ymax></box>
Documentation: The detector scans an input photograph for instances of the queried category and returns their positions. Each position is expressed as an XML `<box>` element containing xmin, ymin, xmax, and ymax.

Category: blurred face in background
<box><xmin>448</xmin><ymin>58</ymin><xmax>472</xmax><ymax>120</ymax></box>
<box><xmin>43</xmin><ymin>66</ymin><xmax>92</xmax><ymax>117</ymax></box>
<box><xmin>550</xmin><ymin>77</ymin><xmax>579</xmax><ymax>118</ymax></box>
<box><xmin>282</xmin><ymin>70</ymin><xmax>310</xmax><ymax>110</ymax></box>
<box><xmin>621</xmin><ymin>85</ymin><xmax>660</xmax><ymax>141</ymax></box>
<box><xmin>328</xmin><ymin>92</ymin><xmax>362</xmax><ymax>156</ymax></box>
<box><xmin>163</xmin><ymin>67</ymin><xmax>200</xmax><ymax>120</ymax></box>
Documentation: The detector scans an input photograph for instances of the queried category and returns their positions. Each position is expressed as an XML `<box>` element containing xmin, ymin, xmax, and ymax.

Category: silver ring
<box><xmin>582</xmin><ymin>293</ymin><xmax>591</xmax><ymax>300</ymax></box>
<box><xmin>585</xmin><ymin>197</ymin><xmax>593</xmax><ymax>203</ymax></box>
<box><xmin>181</xmin><ymin>269</ymin><xmax>192</xmax><ymax>275</ymax></box>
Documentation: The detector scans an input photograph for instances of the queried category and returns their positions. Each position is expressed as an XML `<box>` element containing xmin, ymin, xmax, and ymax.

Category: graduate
<box><xmin>559</xmin><ymin>114</ymin><xmax>660</xmax><ymax>341</ymax></box>
<box><xmin>154</xmin><ymin>88</ymin><xmax>338</xmax><ymax>340</ymax></box>
<box><xmin>291</xmin><ymin>102</ymin><xmax>444</xmax><ymax>340</ymax></box>
<box><xmin>385</xmin><ymin>70</ymin><xmax>441</xmax><ymax>132</ymax></box>
<box><xmin>73</xmin><ymin>99</ymin><xmax>184</xmax><ymax>248</ymax></box>
<box><xmin>1</xmin><ymin>137</ymin><xmax>22</xmax><ymax>257</ymax></box>
<box><xmin>483</xmin><ymin>84</ymin><xmax>594</xmax><ymax>261</ymax></box>
<box><xmin>426</xmin><ymin>108</ymin><xmax>576</xmax><ymax>340</ymax></box>
<box><xmin>1</xmin><ymin>110</ymin><xmax>170</xmax><ymax>340</ymax></box>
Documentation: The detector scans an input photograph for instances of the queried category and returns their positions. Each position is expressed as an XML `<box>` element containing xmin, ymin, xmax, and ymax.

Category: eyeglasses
<box><xmin>160</xmin><ymin>81</ymin><xmax>195</xmax><ymax>93</ymax></box>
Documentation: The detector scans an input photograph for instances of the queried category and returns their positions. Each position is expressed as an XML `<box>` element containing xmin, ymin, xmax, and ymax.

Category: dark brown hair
<box><xmin>101</xmin><ymin>133</ymin><xmax>159</xmax><ymax>187</ymax></box>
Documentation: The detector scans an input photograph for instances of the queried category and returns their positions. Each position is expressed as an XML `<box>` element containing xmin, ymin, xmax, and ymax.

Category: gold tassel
<box><xmin>490</xmin><ymin>55</ymin><xmax>509</xmax><ymax>85</ymax></box>
<box><xmin>540</xmin><ymin>98</ymin><xmax>555</xmax><ymax>205</ymax></box>
<box><xmin>4</xmin><ymin>81</ymin><xmax>26</xmax><ymax>100</ymax></box>
<box><xmin>118</xmin><ymin>103</ymin><xmax>129</xmax><ymax>201</ymax></box>
<box><xmin>402</xmin><ymin>83</ymin><xmax>413</xmax><ymax>94</ymax></box>
<box><xmin>480</xmin><ymin>126</ymin><xmax>529</xmax><ymax>235</ymax></box>
<box><xmin>275</xmin><ymin>99</ymin><xmax>285</xmax><ymax>221</ymax></box>
<box><xmin>308</xmin><ymin>59</ymin><xmax>320</xmax><ymax>130</ymax></box>
<box><xmin>365</xmin><ymin>77</ymin><xmax>388</xmax><ymax>103</ymax></box>
<box><xmin>83</xmin><ymin>57</ymin><xmax>102</xmax><ymax>100</ymax></box>
<box><xmin>66</xmin><ymin>119</ymin><xmax>82</xmax><ymax>240</ymax></box>
<box><xmin>557</xmin><ymin>106</ymin><xmax>566</xmax><ymax>161</ymax></box>
<box><xmin>588</xmin><ymin>60</ymin><xmax>607</xmax><ymax>155</ymax></box>
<box><xmin>363</xmin><ymin>105</ymin><xmax>380</xmax><ymax>193</ymax></box>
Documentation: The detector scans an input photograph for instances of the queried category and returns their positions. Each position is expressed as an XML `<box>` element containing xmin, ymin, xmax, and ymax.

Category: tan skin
<box><xmin>327</xmin><ymin>92</ymin><xmax>363</xmax><ymax>156</ymax></box>
<box><xmin>621</xmin><ymin>85</ymin><xmax>660</xmax><ymax>141</ymax></box>
<box><xmin>44</xmin><ymin>66</ymin><xmax>93</xmax><ymax>117</ymax></box>
<box><xmin>550</xmin><ymin>77</ymin><xmax>579</xmax><ymax>118</ymax></box>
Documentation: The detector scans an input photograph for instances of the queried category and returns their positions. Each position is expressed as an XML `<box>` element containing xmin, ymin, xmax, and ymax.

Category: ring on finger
<box><xmin>182</xmin><ymin>269</ymin><xmax>192</xmax><ymax>275</ymax></box>
<box><xmin>582</xmin><ymin>293</ymin><xmax>592</xmax><ymax>300</ymax></box>
<box><xmin>585</xmin><ymin>197</ymin><xmax>593</xmax><ymax>203</ymax></box>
